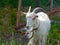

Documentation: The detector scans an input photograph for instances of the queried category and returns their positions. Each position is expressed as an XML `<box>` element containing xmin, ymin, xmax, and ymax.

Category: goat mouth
<box><xmin>26</xmin><ymin>27</ymin><xmax>33</xmax><ymax>30</ymax></box>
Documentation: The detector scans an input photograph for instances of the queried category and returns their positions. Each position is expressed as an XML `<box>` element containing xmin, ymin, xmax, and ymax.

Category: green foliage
<box><xmin>22</xmin><ymin>0</ymin><xmax>38</xmax><ymax>7</ymax></box>
<box><xmin>0</xmin><ymin>0</ymin><xmax>60</xmax><ymax>45</ymax></box>
<box><xmin>0</xmin><ymin>8</ymin><xmax>17</xmax><ymax>35</ymax></box>
<box><xmin>0</xmin><ymin>0</ymin><xmax>60</xmax><ymax>8</ymax></box>
<box><xmin>41</xmin><ymin>0</ymin><xmax>50</xmax><ymax>6</ymax></box>
<box><xmin>48</xmin><ymin>22</ymin><xmax>60</xmax><ymax>40</ymax></box>
<box><xmin>0</xmin><ymin>0</ymin><xmax>18</xmax><ymax>8</ymax></box>
<box><xmin>0</xmin><ymin>8</ymin><xmax>60</xmax><ymax>45</ymax></box>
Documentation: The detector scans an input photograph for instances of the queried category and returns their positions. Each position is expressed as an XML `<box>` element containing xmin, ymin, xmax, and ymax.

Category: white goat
<box><xmin>24</xmin><ymin>6</ymin><xmax>51</xmax><ymax>45</ymax></box>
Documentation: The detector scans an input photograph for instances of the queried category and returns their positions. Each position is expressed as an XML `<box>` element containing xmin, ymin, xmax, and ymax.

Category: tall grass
<box><xmin>0</xmin><ymin>7</ymin><xmax>60</xmax><ymax>45</ymax></box>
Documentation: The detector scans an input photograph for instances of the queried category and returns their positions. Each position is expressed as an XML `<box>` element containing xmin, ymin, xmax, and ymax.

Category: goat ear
<box><xmin>33</xmin><ymin>15</ymin><xmax>38</xmax><ymax>20</ymax></box>
<box><xmin>21</xmin><ymin>11</ymin><xmax>27</xmax><ymax>15</ymax></box>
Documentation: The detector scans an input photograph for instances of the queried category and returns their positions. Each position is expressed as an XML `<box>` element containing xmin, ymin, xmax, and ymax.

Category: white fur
<box><xmin>26</xmin><ymin>10</ymin><xmax>51</xmax><ymax>45</ymax></box>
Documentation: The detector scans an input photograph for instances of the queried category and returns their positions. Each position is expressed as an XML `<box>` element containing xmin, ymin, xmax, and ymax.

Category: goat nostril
<box><xmin>26</xmin><ymin>26</ymin><xmax>29</xmax><ymax>29</ymax></box>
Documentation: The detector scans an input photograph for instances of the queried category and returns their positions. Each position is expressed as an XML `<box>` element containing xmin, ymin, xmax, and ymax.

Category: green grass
<box><xmin>0</xmin><ymin>8</ymin><xmax>60</xmax><ymax>45</ymax></box>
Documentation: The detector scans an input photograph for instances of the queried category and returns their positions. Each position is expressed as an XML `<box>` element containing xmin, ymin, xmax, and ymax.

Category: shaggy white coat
<box><xmin>26</xmin><ymin>10</ymin><xmax>51</xmax><ymax>45</ymax></box>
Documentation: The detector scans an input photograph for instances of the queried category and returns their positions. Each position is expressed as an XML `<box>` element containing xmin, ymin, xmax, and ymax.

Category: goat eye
<box><xmin>33</xmin><ymin>15</ymin><xmax>38</xmax><ymax>20</ymax></box>
<box><xmin>33</xmin><ymin>17</ymin><xmax>35</xmax><ymax>20</ymax></box>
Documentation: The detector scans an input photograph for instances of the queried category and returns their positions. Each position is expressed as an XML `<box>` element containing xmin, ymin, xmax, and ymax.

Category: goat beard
<box><xmin>26</xmin><ymin>27</ymin><xmax>33</xmax><ymax>38</ymax></box>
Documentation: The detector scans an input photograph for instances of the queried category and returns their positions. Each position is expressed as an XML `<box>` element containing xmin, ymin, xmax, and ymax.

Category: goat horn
<box><xmin>33</xmin><ymin>7</ymin><xmax>46</xmax><ymax>13</ymax></box>
<box><xmin>28</xmin><ymin>6</ymin><xmax>31</xmax><ymax>12</ymax></box>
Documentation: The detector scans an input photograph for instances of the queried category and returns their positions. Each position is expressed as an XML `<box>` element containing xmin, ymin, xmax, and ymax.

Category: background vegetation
<box><xmin>0</xmin><ymin>0</ymin><xmax>60</xmax><ymax>45</ymax></box>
